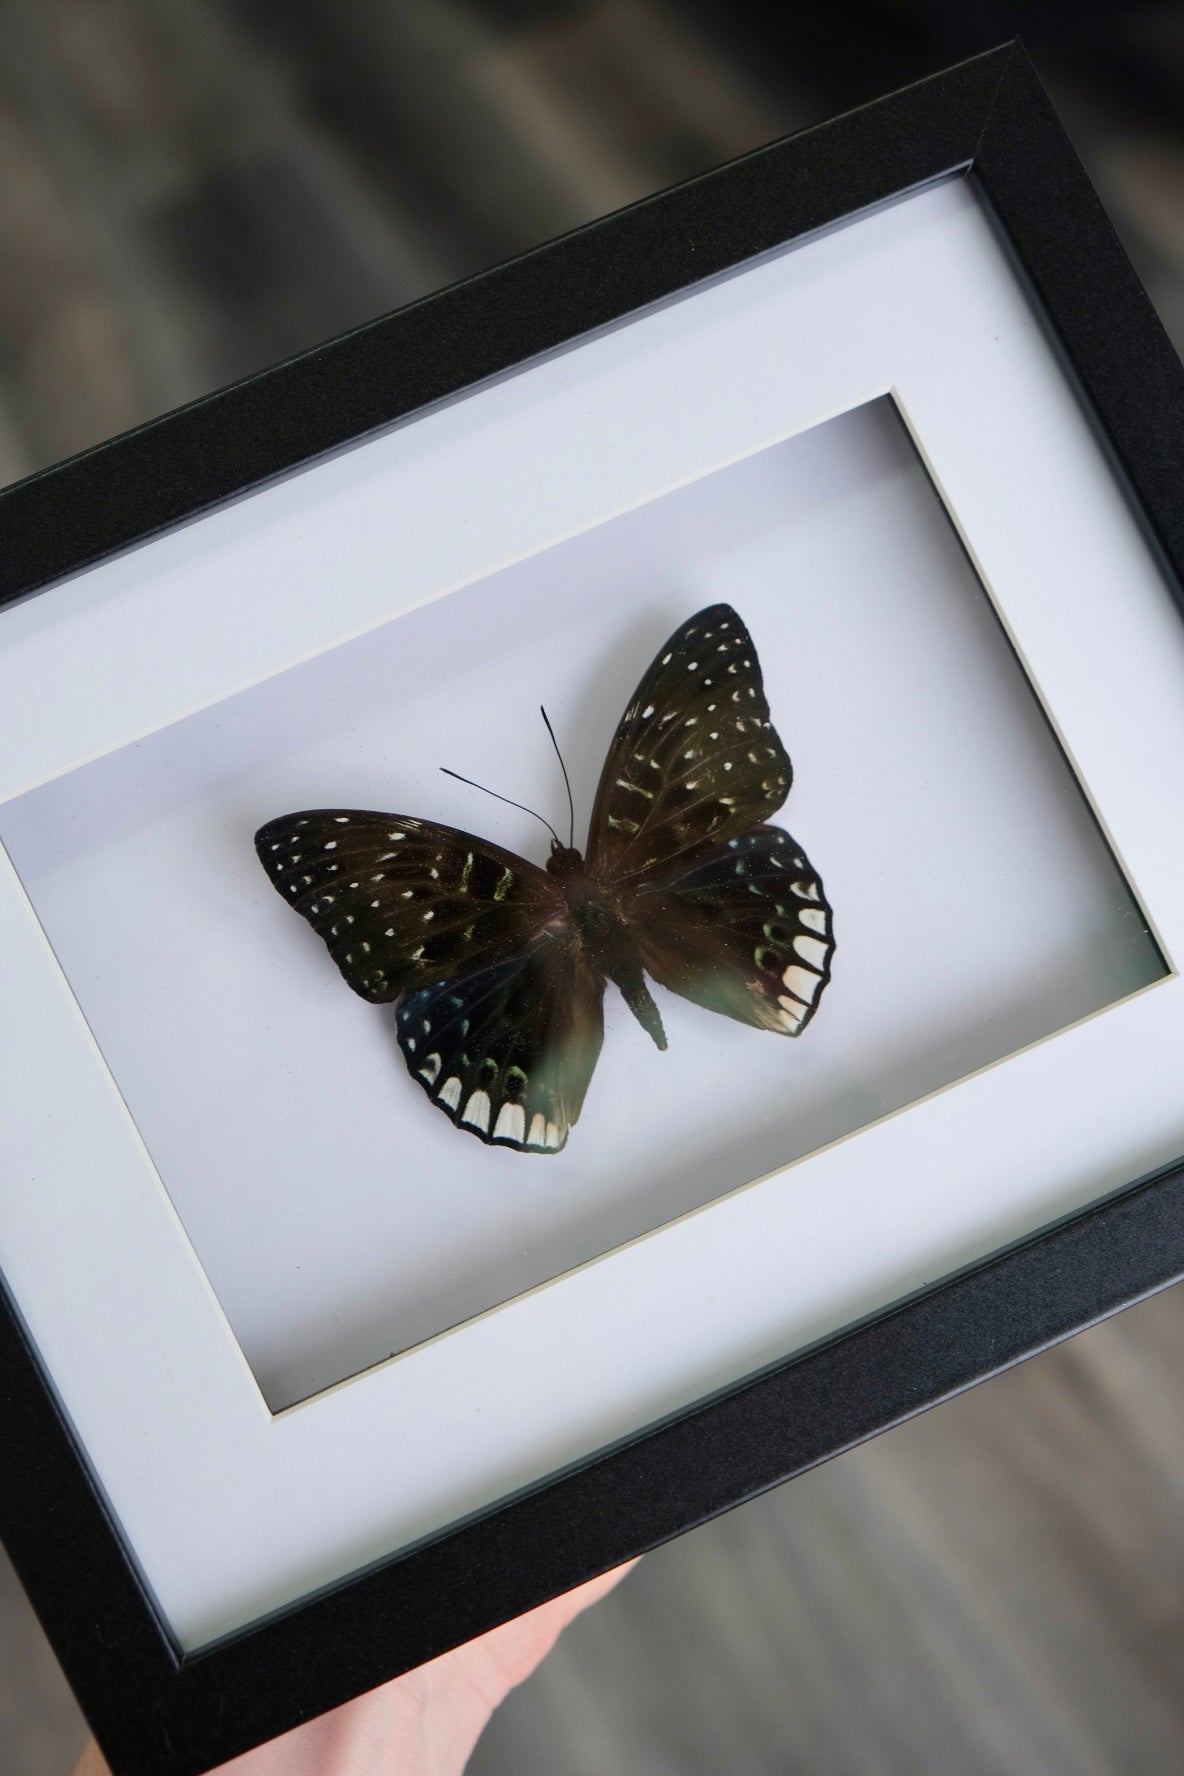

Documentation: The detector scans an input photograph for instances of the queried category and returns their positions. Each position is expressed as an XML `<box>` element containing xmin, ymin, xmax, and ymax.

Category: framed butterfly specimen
<box><xmin>255</xmin><ymin>605</ymin><xmax>834</xmax><ymax>1153</ymax></box>
<box><xmin>3</xmin><ymin>44</ymin><xmax>1184</xmax><ymax>1776</ymax></box>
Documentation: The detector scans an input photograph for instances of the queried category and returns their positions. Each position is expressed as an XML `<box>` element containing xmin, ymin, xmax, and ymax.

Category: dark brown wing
<box><xmin>627</xmin><ymin>824</ymin><xmax>834</xmax><ymax>1035</ymax></box>
<box><xmin>255</xmin><ymin>810</ymin><xmax>563</xmax><ymax>1003</ymax></box>
<box><xmin>395</xmin><ymin>934</ymin><xmax>605</xmax><ymax>1153</ymax></box>
<box><xmin>585</xmin><ymin>605</ymin><xmax>791</xmax><ymax>886</ymax></box>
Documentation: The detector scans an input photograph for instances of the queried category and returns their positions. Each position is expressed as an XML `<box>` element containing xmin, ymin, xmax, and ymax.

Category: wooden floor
<box><xmin>4</xmin><ymin>3</ymin><xmax>1184</xmax><ymax>1771</ymax></box>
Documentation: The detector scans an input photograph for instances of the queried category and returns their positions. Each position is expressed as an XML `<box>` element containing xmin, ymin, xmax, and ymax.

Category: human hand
<box><xmin>71</xmin><ymin>1562</ymin><xmax>636</xmax><ymax>1776</ymax></box>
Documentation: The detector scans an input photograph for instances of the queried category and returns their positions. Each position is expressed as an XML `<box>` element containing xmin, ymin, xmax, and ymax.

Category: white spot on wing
<box><xmin>494</xmin><ymin>1103</ymin><xmax>526</xmax><ymax>1143</ymax></box>
<box><xmin>528</xmin><ymin>1112</ymin><xmax>548</xmax><ymax>1147</ymax></box>
<box><xmin>777</xmin><ymin>996</ymin><xmax>806</xmax><ymax>1030</ymax></box>
<box><xmin>461</xmin><ymin>1090</ymin><xmax>492</xmax><ymax>1133</ymax></box>
<box><xmin>800</xmin><ymin>907</ymin><xmax>828</xmax><ymax>933</ymax></box>
<box><xmin>418</xmin><ymin>1053</ymin><xmax>442</xmax><ymax>1084</ymax></box>
<box><xmin>783</xmin><ymin>964</ymin><xmax>820</xmax><ymax>1002</ymax></box>
<box><xmin>794</xmin><ymin>935</ymin><xmax>829</xmax><ymax>969</ymax></box>
<box><xmin>439</xmin><ymin>1076</ymin><xmax>462</xmax><ymax>1111</ymax></box>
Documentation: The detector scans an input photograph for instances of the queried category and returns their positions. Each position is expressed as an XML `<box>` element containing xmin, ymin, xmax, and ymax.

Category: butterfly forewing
<box><xmin>255</xmin><ymin>811</ymin><xmax>562</xmax><ymax>1003</ymax></box>
<box><xmin>586</xmin><ymin>604</ymin><xmax>792</xmax><ymax>885</ymax></box>
<box><xmin>395</xmin><ymin>936</ymin><xmax>604</xmax><ymax>1152</ymax></box>
<box><xmin>628</xmin><ymin>825</ymin><xmax>834</xmax><ymax>1035</ymax></box>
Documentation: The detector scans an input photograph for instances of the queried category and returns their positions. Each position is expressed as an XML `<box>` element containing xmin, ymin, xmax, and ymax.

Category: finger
<box><xmin>429</xmin><ymin>1558</ymin><xmax>642</xmax><ymax>1701</ymax></box>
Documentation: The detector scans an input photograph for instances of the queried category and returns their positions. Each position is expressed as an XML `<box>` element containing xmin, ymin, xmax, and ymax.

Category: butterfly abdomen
<box><xmin>605</xmin><ymin>958</ymin><xmax>667</xmax><ymax>1050</ymax></box>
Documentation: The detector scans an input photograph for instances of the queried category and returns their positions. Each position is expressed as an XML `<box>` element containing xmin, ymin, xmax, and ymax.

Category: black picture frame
<box><xmin>2</xmin><ymin>41</ymin><xmax>1184</xmax><ymax>1776</ymax></box>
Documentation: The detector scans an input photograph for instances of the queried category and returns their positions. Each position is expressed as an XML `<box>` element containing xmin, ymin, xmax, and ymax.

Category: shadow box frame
<box><xmin>3</xmin><ymin>40</ymin><xmax>1184</xmax><ymax>1776</ymax></box>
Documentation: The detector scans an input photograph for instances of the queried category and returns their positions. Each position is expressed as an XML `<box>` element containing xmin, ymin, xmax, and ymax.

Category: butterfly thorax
<box><xmin>546</xmin><ymin>842</ymin><xmax>667</xmax><ymax>1051</ymax></box>
<box><xmin>545</xmin><ymin>843</ymin><xmax>587</xmax><ymax>884</ymax></box>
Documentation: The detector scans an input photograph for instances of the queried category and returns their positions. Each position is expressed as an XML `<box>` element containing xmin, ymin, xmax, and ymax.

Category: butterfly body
<box><xmin>256</xmin><ymin>604</ymin><xmax>833</xmax><ymax>1154</ymax></box>
<box><xmin>546</xmin><ymin>841</ymin><xmax>668</xmax><ymax>1050</ymax></box>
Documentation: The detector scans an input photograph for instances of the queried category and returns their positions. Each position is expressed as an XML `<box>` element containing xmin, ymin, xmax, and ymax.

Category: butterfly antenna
<box><xmin>540</xmin><ymin>706</ymin><xmax>575</xmax><ymax>849</ymax></box>
<box><xmin>439</xmin><ymin>767</ymin><xmax>564</xmax><ymax>849</ymax></box>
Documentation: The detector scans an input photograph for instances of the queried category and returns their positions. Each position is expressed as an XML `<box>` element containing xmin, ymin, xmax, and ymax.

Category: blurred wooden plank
<box><xmin>468</xmin><ymin>0</ymin><xmax>796</xmax><ymax>217</ymax></box>
<box><xmin>1089</xmin><ymin>138</ymin><xmax>1184</xmax><ymax>352</ymax></box>
<box><xmin>231</xmin><ymin>0</ymin><xmax>602</xmax><ymax>272</ymax></box>
<box><xmin>0</xmin><ymin>0</ymin><xmax>451</xmax><ymax>473</ymax></box>
<box><xmin>0</xmin><ymin>81</ymin><xmax>144</xmax><ymax>468</ymax></box>
<box><xmin>0</xmin><ymin>391</ymin><xmax>35</xmax><ymax>489</ymax></box>
<box><xmin>0</xmin><ymin>1547</ymin><xmax>87</xmax><ymax>1776</ymax></box>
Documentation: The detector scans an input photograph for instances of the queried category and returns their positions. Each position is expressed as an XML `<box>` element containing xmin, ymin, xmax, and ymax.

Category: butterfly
<box><xmin>255</xmin><ymin>605</ymin><xmax>833</xmax><ymax>1154</ymax></box>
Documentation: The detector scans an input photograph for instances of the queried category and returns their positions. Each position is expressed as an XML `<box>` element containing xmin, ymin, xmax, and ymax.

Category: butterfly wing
<box><xmin>257</xmin><ymin>809</ymin><xmax>601</xmax><ymax>1152</ymax></box>
<box><xmin>255</xmin><ymin>810</ymin><xmax>563</xmax><ymax>1003</ymax></box>
<box><xmin>627</xmin><ymin>825</ymin><xmax>834</xmax><ymax>1035</ymax></box>
<box><xmin>395</xmin><ymin>935</ymin><xmax>605</xmax><ymax>1153</ymax></box>
<box><xmin>585</xmin><ymin>604</ymin><xmax>792</xmax><ymax>885</ymax></box>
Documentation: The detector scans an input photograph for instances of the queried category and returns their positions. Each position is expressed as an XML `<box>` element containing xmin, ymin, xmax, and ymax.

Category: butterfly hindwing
<box><xmin>255</xmin><ymin>810</ymin><xmax>562</xmax><ymax>1003</ymax></box>
<box><xmin>628</xmin><ymin>824</ymin><xmax>834</xmax><ymax>1035</ymax></box>
<box><xmin>395</xmin><ymin>935</ymin><xmax>605</xmax><ymax>1152</ymax></box>
<box><xmin>586</xmin><ymin>604</ymin><xmax>792</xmax><ymax>885</ymax></box>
